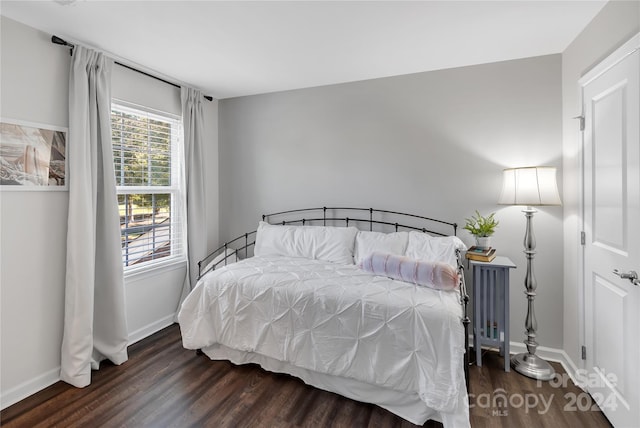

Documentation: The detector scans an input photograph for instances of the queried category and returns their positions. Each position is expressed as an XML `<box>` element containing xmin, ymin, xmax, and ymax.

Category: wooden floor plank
<box><xmin>0</xmin><ymin>324</ymin><xmax>613</xmax><ymax>427</ymax></box>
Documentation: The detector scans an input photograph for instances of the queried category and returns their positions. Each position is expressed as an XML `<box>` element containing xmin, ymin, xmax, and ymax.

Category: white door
<box><xmin>582</xmin><ymin>34</ymin><xmax>640</xmax><ymax>428</ymax></box>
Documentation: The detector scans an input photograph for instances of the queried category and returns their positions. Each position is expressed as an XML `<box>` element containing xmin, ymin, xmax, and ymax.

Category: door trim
<box><xmin>579</xmin><ymin>34</ymin><xmax>640</xmax><ymax>87</ymax></box>
<box><xmin>578</xmin><ymin>30</ymin><xmax>639</xmax><ymax>382</ymax></box>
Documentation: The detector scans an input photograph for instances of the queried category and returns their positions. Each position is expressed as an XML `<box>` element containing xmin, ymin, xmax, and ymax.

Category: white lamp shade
<box><xmin>498</xmin><ymin>167</ymin><xmax>561</xmax><ymax>206</ymax></box>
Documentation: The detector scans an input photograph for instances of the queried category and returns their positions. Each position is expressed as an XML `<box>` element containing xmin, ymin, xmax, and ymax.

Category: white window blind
<box><xmin>111</xmin><ymin>102</ymin><xmax>185</xmax><ymax>271</ymax></box>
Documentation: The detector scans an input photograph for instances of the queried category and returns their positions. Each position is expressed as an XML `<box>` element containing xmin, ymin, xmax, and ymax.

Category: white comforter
<box><xmin>178</xmin><ymin>255</ymin><xmax>466</xmax><ymax>414</ymax></box>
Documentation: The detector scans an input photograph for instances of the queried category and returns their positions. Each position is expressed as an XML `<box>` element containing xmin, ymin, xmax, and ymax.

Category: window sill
<box><xmin>124</xmin><ymin>257</ymin><xmax>187</xmax><ymax>282</ymax></box>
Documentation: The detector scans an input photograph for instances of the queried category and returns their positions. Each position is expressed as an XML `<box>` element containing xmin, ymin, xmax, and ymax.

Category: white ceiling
<box><xmin>1</xmin><ymin>1</ymin><xmax>606</xmax><ymax>99</ymax></box>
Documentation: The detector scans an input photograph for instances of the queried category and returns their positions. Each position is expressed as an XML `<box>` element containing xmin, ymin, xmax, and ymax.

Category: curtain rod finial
<box><xmin>51</xmin><ymin>35</ymin><xmax>74</xmax><ymax>50</ymax></box>
<box><xmin>51</xmin><ymin>35</ymin><xmax>67</xmax><ymax>45</ymax></box>
<box><xmin>51</xmin><ymin>35</ymin><xmax>74</xmax><ymax>56</ymax></box>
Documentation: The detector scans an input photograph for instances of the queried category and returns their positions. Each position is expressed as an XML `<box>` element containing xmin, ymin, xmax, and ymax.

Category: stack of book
<box><xmin>465</xmin><ymin>246</ymin><xmax>496</xmax><ymax>262</ymax></box>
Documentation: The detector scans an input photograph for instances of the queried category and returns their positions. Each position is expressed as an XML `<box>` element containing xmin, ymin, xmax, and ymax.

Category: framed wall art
<box><xmin>0</xmin><ymin>118</ymin><xmax>68</xmax><ymax>190</ymax></box>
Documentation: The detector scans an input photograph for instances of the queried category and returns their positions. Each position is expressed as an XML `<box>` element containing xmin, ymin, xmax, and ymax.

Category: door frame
<box><xmin>578</xmin><ymin>32</ymin><xmax>639</xmax><ymax>377</ymax></box>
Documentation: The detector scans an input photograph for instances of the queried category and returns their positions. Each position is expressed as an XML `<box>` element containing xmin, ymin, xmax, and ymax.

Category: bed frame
<box><xmin>196</xmin><ymin>206</ymin><xmax>470</xmax><ymax>386</ymax></box>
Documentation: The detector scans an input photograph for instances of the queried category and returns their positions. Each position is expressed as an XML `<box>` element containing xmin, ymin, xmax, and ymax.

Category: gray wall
<box><xmin>0</xmin><ymin>16</ymin><xmax>219</xmax><ymax>407</ymax></box>
<box><xmin>219</xmin><ymin>54</ymin><xmax>564</xmax><ymax>349</ymax></box>
<box><xmin>561</xmin><ymin>1</ymin><xmax>640</xmax><ymax>368</ymax></box>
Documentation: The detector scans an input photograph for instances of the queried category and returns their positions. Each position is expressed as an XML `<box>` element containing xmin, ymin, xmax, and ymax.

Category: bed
<box><xmin>178</xmin><ymin>207</ymin><xmax>470</xmax><ymax>427</ymax></box>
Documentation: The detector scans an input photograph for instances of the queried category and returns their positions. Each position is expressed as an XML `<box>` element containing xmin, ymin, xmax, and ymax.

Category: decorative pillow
<box><xmin>405</xmin><ymin>231</ymin><xmax>467</xmax><ymax>267</ymax></box>
<box><xmin>360</xmin><ymin>252</ymin><xmax>459</xmax><ymax>290</ymax></box>
<box><xmin>254</xmin><ymin>221</ymin><xmax>358</xmax><ymax>264</ymax></box>
<box><xmin>354</xmin><ymin>231</ymin><xmax>409</xmax><ymax>265</ymax></box>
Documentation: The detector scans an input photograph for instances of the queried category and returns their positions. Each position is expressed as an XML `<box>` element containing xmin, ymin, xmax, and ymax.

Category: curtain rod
<box><xmin>51</xmin><ymin>35</ymin><xmax>214</xmax><ymax>102</ymax></box>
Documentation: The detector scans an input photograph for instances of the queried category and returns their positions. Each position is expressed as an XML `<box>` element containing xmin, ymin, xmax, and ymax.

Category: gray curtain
<box><xmin>179</xmin><ymin>87</ymin><xmax>207</xmax><ymax>304</ymax></box>
<box><xmin>61</xmin><ymin>46</ymin><xmax>128</xmax><ymax>387</ymax></box>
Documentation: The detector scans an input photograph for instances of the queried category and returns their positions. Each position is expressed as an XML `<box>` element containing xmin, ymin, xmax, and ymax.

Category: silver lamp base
<box><xmin>511</xmin><ymin>352</ymin><xmax>555</xmax><ymax>381</ymax></box>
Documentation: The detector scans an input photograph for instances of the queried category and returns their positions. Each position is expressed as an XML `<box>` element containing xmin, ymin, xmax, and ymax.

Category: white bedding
<box><xmin>178</xmin><ymin>255</ymin><xmax>469</xmax><ymax>426</ymax></box>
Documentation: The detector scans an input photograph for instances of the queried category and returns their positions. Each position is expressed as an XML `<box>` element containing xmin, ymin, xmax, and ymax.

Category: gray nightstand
<box><xmin>470</xmin><ymin>256</ymin><xmax>516</xmax><ymax>372</ymax></box>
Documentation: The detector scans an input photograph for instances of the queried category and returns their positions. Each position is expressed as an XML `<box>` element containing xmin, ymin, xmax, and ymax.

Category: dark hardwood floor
<box><xmin>1</xmin><ymin>324</ymin><xmax>612</xmax><ymax>427</ymax></box>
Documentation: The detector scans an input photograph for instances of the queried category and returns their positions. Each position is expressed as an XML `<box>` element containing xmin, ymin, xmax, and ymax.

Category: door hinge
<box><xmin>574</xmin><ymin>115</ymin><xmax>585</xmax><ymax>131</ymax></box>
<box><xmin>581</xmin><ymin>345</ymin><xmax>587</xmax><ymax>360</ymax></box>
<box><xmin>580</xmin><ymin>231</ymin><xmax>586</xmax><ymax>245</ymax></box>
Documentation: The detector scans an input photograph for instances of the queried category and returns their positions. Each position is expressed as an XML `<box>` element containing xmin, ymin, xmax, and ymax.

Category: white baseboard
<box><xmin>128</xmin><ymin>313</ymin><xmax>176</xmax><ymax>345</ymax></box>
<box><xmin>0</xmin><ymin>366</ymin><xmax>60</xmax><ymax>411</ymax></box>
<box><xmin>1</xmin><ymin>314</ymin><xmax>177</xmax><ymax>411</ymax></box>
<box><xmin>509</xmin><ymin>341</ymin><xmax>583</xmax><ymax>388</ymax></box>
<box><xmin>472</xmin><ymin>336</ymin><xmax>584</xmax><ymax>390</ymax></box>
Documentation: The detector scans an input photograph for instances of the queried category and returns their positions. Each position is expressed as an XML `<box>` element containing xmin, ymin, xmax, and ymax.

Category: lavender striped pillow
<box><xmin>359</xmin><ymin>252</ymin><xmax>459</xmax><ymax>290</ymax></box>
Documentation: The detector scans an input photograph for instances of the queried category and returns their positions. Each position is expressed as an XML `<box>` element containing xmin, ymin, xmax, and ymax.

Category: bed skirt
<box><xmin>201</xmin><ymin>343</ymin><xmax>470</xmax><ymax>428</ymax></box>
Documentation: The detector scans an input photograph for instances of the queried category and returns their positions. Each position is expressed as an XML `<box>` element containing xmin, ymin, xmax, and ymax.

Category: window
<box><xmin>111</xmin><ymin>102</ymin><xmax>184</xmax><ymax>270</ymax></box>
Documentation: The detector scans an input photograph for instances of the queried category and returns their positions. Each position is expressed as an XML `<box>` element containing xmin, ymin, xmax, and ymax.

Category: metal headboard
<box><xmin>197</xmin><ymin>206</ymin><xmax>458</xmax><ymax>279</ymax></box>
<box><xmin>263</xmin><ymin>206</ymin><xmax>457</xmax><ymax>235</ymax></box>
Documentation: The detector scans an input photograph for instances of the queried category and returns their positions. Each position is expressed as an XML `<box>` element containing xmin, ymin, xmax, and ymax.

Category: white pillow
<box><xmin>405</xmin><ymin>231</ymin><xmax>467</xmax><ymax>267</ymax></box>
<box><xmin>254</xmin><ymin>221</ymin><xmax>358</xmax><ymax>264</ymax></box>
<box><xmin>354</xmin><ymin>231</ymin><xmax>408</xmax><ymax>265</ymax></box>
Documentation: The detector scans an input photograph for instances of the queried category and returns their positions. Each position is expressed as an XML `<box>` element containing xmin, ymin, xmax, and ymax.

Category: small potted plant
<box><xmin>463</xmin><ymin>210</ymin><xmax>499</xmax><ymax>250</ymax></box>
